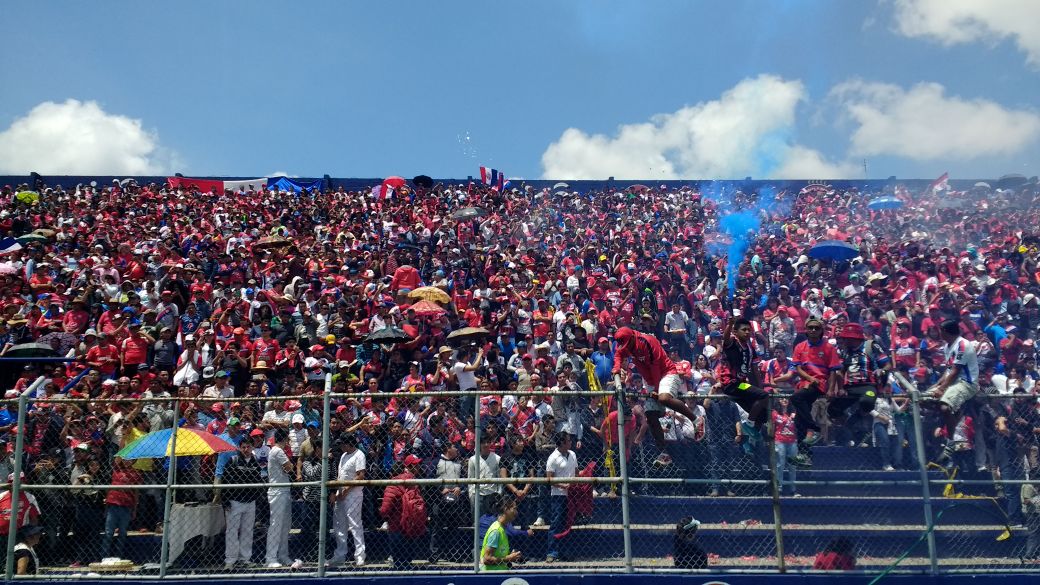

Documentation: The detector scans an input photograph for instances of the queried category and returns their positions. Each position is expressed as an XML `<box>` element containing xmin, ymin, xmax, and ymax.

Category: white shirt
<box><xmin>452</xmin><ymin>361</ymin><xmax>477</xmax><ymax>390</ymax></box>
<box><xmin>267</xmin><ymin>445</ymin><xmax>291</xmax><ymax>492</ymax></box>
<box><xmin>665</xmin><ymin>310</ymin><xmax>689</xmax><ymax>332</ymax></box>
<box><xmin>945</xmin><ymin>336</ymin><xmax>979</xmax><ymax>385</ymax></box>
<box><xmin>546</xmin><ymin>448</ymin><xmax>577</xmax><ymax>497</ymax></box>
<box><xmin>337</xmin><ymin>449</ymin><xmax>366</xmax><ymax>500</ymax></box>
<box><xmin>468</xmin><ymin>452</ymin><xmax>501</xmax><ymax>498</ymax></box>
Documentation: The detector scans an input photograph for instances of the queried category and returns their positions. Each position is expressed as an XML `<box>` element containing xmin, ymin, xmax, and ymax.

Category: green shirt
<box><xmin>480</xmin><ymin>520</ymin><xmax>510</xmax><ymax>571</ymax></box>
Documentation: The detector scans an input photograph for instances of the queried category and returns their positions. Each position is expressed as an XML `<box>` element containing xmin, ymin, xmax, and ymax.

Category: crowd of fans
<box><xmin>0</xmin><ymin>174</ymin><xmax>1040</xmax><ymax>570</ymax></box>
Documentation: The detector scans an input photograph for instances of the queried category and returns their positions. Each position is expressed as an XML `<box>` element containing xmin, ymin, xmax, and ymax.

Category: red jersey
<box><xmin>611</xmin><ymin>327</ymin><xmax>678</xmax><ymax>388</ymax></box>
<box><xmin>792</xmin><ymin>339</ymin><xmax>840</xmax><ymax>389</ymax></box>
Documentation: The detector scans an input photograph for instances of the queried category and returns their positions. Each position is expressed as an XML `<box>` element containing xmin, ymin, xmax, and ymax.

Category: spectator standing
<box><xmin>468</xmin><ymin>435</ymin><xmax>502</xmax><ymax>512</ymax></box>
<box><xmin>773</xmin><ymin>398</ymin><xmax>799</xmax><ymax>497</ymax></box>
<box><xmin>379</xmin><ymin>455</ymin><xmax>428</xmax><ymax>570</ymax></box>
<box><xmin>479</xmin><ymin>495</ymin><xmax>524</xmax><ymax>571</ymax></box>
<box><xmin>331</xmin><ymin>435</ymin><xmax>366</xmax><ymax>567</ymax></box>
<box><xmin>100</xmin><ymin>458</ymin><xmax>139</xmax><ymax>560</ymax></box>
<box><xmin>265</xmin><ymin>429</ymin><xmax>295</xmax><ymax>568</ymax></box>
<box><xmin>545</xmin><ymin>432</ymin><xmax>577</xmax><ymax>562</ymax></box>
<box><xmin>220</xmin><ymin>438</ymin><xmax>262</xmax><ymax>569</ymax></box>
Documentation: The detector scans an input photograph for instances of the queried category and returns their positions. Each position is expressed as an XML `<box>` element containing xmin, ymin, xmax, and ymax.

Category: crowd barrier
<box><xmin>2</xmin><ymin>373</ymin><xmax>1039</xmax><ymax>579</ymax></box>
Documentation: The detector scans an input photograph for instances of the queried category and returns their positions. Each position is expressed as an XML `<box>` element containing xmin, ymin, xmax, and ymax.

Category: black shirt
<box><xmin>223</xmin><ymin>454</ymin><xmax>263</xmax><ymax>503</ymax></box>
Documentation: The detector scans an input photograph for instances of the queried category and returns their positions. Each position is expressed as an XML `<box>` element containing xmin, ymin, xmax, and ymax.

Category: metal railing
<box><xmin>2</xmin><ymin>373</ymin><xmax>1038</xmax><ymax>578</ymax></box>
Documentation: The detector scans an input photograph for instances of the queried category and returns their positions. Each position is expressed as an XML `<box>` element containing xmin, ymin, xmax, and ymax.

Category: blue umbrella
<box><xmin>809</xmin><ymin>240</ymin><xmax>859</xmax><ymax>262</ymax></box>
<box><xmin>867</xmin><ymin>196</ymin><xmax>903</xmax><ymax>210</ymax></box>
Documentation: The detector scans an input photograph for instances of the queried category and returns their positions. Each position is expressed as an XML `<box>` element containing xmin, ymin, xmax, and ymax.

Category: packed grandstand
<box><xmin>0</xmin><ymin>173</ymin><xmax>1038</xmax><ymax>575</ymax></box>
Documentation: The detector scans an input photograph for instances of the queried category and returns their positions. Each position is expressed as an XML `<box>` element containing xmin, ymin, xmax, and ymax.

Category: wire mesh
<box><xmin>4</xmin><ymin>376</ymin><xmax>1040</xmax><ymax>578</ymax></box>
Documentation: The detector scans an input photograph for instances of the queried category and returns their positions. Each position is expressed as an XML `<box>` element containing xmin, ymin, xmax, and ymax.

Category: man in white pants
<box><xmin>220</xmin><ymin>440</ymin><xmax>262</xmax><ymax>569</ymax></box>
<box><xmin>330</xmin><ymin>434</ymin><xmax>367</xmax><ymax>566</ymax></box>
<box><xmin>265</xmin><ymin>429</ymin><xmax>295</xmax><ymax>568</ymax></box>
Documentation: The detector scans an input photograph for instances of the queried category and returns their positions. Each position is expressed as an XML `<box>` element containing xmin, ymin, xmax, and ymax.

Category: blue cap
<box><xmin>128</xmin><ymin>318</ymin><xmax>142</xmax><ymax>327</ymax></box>
<box><xmin>306</xmin><ymin>421</ymin><xmax>320</xmax><ymax>429</ymax></box>
<box><xmin>245</xmin><ymin>288</ymin><xmax>255</xmax><ymax>295</ymax></box>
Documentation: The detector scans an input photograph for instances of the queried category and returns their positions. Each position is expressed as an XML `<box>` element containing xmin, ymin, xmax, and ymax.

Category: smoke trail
<box><xmin>720</xmin><ymin>211</ymin><xmax>761</xmax><ymax>299</ymax></box>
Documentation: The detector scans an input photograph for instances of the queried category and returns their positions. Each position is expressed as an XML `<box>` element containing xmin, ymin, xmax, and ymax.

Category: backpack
<box><xmin>398</xmin><ymin>485</ymin><xmax>428</xmax><ymax>538</ymax></box>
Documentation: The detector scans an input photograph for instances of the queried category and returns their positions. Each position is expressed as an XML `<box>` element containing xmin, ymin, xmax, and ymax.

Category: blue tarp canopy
<box><xmin>267</xmin><ymin>176</ymin><xmax>326</xmax><ymax>192</ymax></box>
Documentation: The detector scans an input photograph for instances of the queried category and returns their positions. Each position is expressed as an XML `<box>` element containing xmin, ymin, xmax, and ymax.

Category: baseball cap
<box><xmin>249</xmin><ymin>429</ymin><xmax>265</xmax><ymax>437</ymax></box>
<box><xmin>291</xmin><ymin>413</ymin><xmax>305</xmax><ymax>424</ymax></box>
<box><xmin>403</xmin><ymin>454</ymin><xmax>422</xmax><ymax>466</ymax></box>
<box><xmin>227</xmin><ymin>417</ymin><xmax>241</xmax><ymax>426</ymax></box>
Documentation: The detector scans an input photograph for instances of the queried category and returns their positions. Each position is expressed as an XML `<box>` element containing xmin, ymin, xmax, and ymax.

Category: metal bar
<box><xmin>766</xmin><ymin>393</ymin><xmax>786</xmax><ymax>573</ymax></box>
<box><xmin>471</xmin><ymin>386</ymin><xmax>482</xmax><ymax>573</ymax></box>
<box><xmin>5</xmin><ymin>375</ymin><xmax>45</xmax><ymax>580</ymax></box>
<box><xmin>316</xmin><ymin>373</ymin><xmax>333</xmax><ymax>575</ymax></box>
<box><xmin>614</xmin><ymin>376</ymin><xmax>633</xmax><ymax>573</ymax></box>
<box><xmin>158</xmin><ymin>398</ymin><xmax>181</xmax><ymax>577</ymax></box>
<box><xmin>2</xmin><ymin>388</ymin><xmax>615</xmax><ymax>407</ymax></box>
<box><xmin>909</xmin><ymin>389</ymin><xmax>939</xmax><ymax>575</ymax></box>
<box><xmin>0</xmin><ymin>357</ymin><xmax>78</xmax><ymax>362</ymax></box>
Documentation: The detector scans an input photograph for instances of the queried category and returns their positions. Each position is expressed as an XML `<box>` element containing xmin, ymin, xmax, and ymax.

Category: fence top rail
<box><xmin>2</xmin><ymin>388</ymin><xmax>618</xmax><ymax>407</ymax></box>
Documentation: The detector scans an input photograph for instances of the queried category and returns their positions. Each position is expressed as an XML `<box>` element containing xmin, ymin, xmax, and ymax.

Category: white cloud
<box><xmin>0</xmin><ymin>99</ymin><xmax>177</xmax><ymax>175</ymax></box>
<box><xmin>892</xmin><ymin>0</ymin><xmax>1040</xmax><ymax>66</ymax></box>
<box><xmin>541</xmin><ymin>75</ymin><xmax>855</xmax><ymax>179</ymax></box>
<box><xmin>831</xmin><ymin>80</ymin><xmax>1040</xmax><ymax>160</ymax></box>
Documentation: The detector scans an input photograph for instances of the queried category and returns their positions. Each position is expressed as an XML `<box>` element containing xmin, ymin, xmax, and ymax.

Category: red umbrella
<box><xmin>408</xmin><ymin>300</ymin><xmax>446</xmax><ymax>317</ymax></box>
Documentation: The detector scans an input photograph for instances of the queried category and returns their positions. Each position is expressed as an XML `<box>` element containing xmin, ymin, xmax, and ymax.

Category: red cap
<box><xmin>837</xmin><ymin>323</ymin><xmax>867</xmax><ymax>341</ymax></box>
<box><xmin>597</xmin><ymin>337</ymin><xmax>609</xmax><ymax>344</ymax></box>
<box><xmin>250</xmin><ymin>429</ymin><xmax>265</xmax><ymax>437</ymax></box>
<box><xmin>403</xmin><ymin>454</ymin><xmax>422</xmax><ymax>466</ymax></box>
<box><xmin>310</xmin><ymin>344</ymin><xmax>325</xmax><ymax>352</ymax></box>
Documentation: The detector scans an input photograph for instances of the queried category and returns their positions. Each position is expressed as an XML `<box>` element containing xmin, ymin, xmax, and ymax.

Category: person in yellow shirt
<box><xmin>121</xmin><ymin>414</ymin><xmax>160</xmax><ymax>531</ymax></box>
<box><xmin>480</xmin><ymin>496</ymin><xmax>523</xmax><ymax>571</ymax></box>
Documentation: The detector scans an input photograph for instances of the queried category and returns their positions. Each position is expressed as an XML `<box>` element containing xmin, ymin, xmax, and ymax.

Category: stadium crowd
<box><xmin>0</xmin><ymin>174</ymin><xmax>1040</xmax><ymax>570</ymax></box>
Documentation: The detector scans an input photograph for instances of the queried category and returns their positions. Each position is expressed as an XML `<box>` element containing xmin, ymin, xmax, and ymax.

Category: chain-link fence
<box><xmin>3</xmin><ymin>374</ymin><xmax>1040</xmax><ymax>578</ymax></box>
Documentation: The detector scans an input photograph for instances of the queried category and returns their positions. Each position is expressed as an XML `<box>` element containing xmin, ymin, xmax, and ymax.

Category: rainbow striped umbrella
<box><xmin>115</xmin><ymin>428</ymin><xmax>237</xmax><ymax>460</ymax></box>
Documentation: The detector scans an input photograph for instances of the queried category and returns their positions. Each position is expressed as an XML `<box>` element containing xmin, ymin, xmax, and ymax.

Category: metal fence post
<box><xmin>766</xmin><ymin>393</ymin><xmax>786</xmax><ymax>573</ymax></box>
<box><xmin>5</xmin><ymin>376</ymin><xmax>44</xmax><ymax>579</ymax></box>
<box><xmin>317</xmin><ymin>373</ymin><xmax>333</xmax><ymax>575</ymax></box>
<box><xmin>158</xmin><ymin>398</ymin><xmax>181</xmax><ymax>577</ymax></box>
<box><xmin>472</xmin><ymin>389</ymin><xmax>482</xmax><ymax>573</ymax></box>
<box><xmin>613</xmin><ymin>377</ymin><xmax>633</xmax><ymax>573</ymax></box>
<box><xmin>909</xmin><ymin>389</ymin><xmax>939</xmax><ymax>575</ymax></box>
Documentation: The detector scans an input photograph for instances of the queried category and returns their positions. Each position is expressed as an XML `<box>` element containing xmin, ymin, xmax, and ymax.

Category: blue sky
<box><xmin>0</xmin><ymin>0</ymin><xmax>1037</xmax><ymax>180</ymax></box>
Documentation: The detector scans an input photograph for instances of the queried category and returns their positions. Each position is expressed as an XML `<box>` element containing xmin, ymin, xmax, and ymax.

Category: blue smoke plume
<box><xmin>720</xmin><ymin>211</ymin><xmax>760</xmax><ymax>299</ymax></box>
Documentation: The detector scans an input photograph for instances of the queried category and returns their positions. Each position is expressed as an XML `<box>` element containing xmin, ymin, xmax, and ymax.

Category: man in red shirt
<box><xmin>252</xmin><ymin>325</ymin><xmax>280</xmax><ymax>367</ymax></box>
<box><xmin>120</xmin><ymin>320</ymin><xmax>154</xmax><ymax>376</ymax></box>
<box><xmin>889</xmin><ymin>318</ymin><xmax>920</xmax><ymax>375</ymax></box>
<box><xmin>86</xmin><ymin>333</ymin><xmax>120</xmax><ymax>379</ymax></box>
<box><xmin>611</xmin><ymin>327</ymin><xmax>698</xmax><ymax>467</ymax></box>
<box><xmin>791</xmin><ymin>318</ymin><xmax>840</xmax><ymax>446</ymax></box>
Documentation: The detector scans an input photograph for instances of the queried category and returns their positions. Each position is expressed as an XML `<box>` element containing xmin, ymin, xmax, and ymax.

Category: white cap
<box><xmin>202</xmin><ymin>366</ymin><xmax>215</xmax><ymax>378</ymax></box>
<box><xmin>291</xmin><ymin>413</ymin><xmax>305</xmax><ymax>424</ymax></box>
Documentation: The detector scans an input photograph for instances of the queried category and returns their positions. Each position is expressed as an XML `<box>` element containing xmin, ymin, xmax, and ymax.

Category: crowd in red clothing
<box><xmin>0</xmin><ymin>174</ymin><xmax>1039</xmax><ymax>566</ymax></box>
